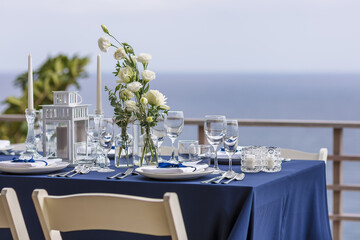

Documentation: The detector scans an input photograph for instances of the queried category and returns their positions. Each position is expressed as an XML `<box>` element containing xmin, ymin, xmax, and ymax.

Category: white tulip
<box><xmin>141</xmin><ymin>70</ymin><xmax>156</xmax><ymax>82</ymax></box>
<box><xmin>98</xmin><ymin>36</ymin><xmax>111</xmax><ymax>52</ymax></box>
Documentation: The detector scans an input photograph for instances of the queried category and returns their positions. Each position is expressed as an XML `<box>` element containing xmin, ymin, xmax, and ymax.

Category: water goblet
<box><xmin>98</xmin><ymin>117</ymin><xmax>115</xmax><ymax>173</ymax></box>
<box><xmin>224</xmin><ymin>119</ymin><xmax>238</xmax><ymax>174</ymax></box>
<box><xmin>152</xmin><ymin>117</ymin><xmax>166</xmax><ymax>161</ymax></box>
<box><xmin>164</xmin><ymin>111</ymin><xmax>184</xmax><ymax>162</ymax></box>
<box><xmin>45</xmin><ymin>122</ymin><xmax>56</xmax><ymax>157</ymax></box>
<box><xmin>204</xmin><ymin>115</ymin><xmax>226</xmax><ymax>174</ymax></box>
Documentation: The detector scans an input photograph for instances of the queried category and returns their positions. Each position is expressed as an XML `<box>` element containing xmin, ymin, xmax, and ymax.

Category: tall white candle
<box><xmin>96</xmin><ymin>54</ymin><xmax>103</xmax><ymax>114</ymax></box>
<box><xmin>28</xmin><ymin>54</ymin><xmax>34</xmax><ymax>111</ymax></box>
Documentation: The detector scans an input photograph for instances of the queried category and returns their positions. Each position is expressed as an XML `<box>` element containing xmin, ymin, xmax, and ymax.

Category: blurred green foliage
<box><xmin>0</xmin><ymin>54</ymin><xmax>90</xmax><ymax>143</ymax></box>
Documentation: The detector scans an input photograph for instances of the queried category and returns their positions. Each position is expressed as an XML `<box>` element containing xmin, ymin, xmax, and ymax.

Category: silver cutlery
<box><xmin>201</xmin><ymin>175</ymin><xmax>222</xmax><ymax>184</ymax></box>
<box><xmin>222</xmin><ymin>173</ymin><xmax>245</xmax><ymax>184</ymax></box>
<box><xmin>107</xmin><ymin>171</ymin><xmax>126</xmax><ymax>179</ymax></box>
<box><xmin>115</xmin><ymin>168</ymin><xmax>134</xmax><ymax>179</ymax></box>
<box><xmin>49</xmin><ymin>166</ymin><xmax>81</xmax><ymax>177</ymax></box>
<box><xmin>66</xmin><ymin>166</ymin><xmax>84</xmax><ymax>178</ymax></box>
<box><xmin>80</xmin><ymin>167</ymin><xmax>90</xmax><ymax>174</ymax></box>
<box><xmin>212</xmin><ymin>172</ymin><xmax>236</xmax><ymax>184</ymax></box>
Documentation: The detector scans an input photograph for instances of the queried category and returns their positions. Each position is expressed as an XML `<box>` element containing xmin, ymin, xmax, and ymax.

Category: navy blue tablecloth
<box><xmin>0</xmin><ymin>156</ymin><xmax>332</xmax><ymax>240</ymax></box>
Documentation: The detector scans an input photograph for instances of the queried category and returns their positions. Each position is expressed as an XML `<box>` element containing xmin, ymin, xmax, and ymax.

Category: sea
<box><xmin>1</xmin><ymin>72</ymin><xmax>359</xmax><ymax>239</ymax></box>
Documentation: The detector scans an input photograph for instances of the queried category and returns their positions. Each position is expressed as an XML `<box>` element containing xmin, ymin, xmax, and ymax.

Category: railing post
<box><xmin>198</xmin><ymin>125</ymin><xmax>206</xmax><ymax>144</ymax></box>
<box><xmin>333</xmin><ymin>128</ymin><xmax>343</xmax><ymax>240</ymax></box>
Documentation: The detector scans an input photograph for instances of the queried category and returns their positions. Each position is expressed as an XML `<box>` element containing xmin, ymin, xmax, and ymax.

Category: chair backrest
<box><xmin>281</xmin><ymin>148</ymin><xmax>328</xmax><ymax>163</ymax></box>
<box><xmin>0</xmin><ymin>188</ymin><xmax>30</xmax><ymax>240</ymax></box>
<box><xmin>32</xmin><ymin>190</ymin><xmax>187</xmax><ymax>240</ymax></box>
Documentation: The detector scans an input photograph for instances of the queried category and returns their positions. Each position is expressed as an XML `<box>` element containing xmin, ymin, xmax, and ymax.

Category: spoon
<box><xmin>222</xmin><ymin>173</ymin><xmax>245</xmax><ymax>184</ymax></box>
<box><xmin>212</xmin><ymin>172</ymin><xmax>236</xmax><ymax>184</ymax></box>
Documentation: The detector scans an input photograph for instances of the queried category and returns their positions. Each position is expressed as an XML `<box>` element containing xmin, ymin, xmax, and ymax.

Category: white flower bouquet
<box><xmin>98</xmin><ymin>24</ymin><xmax>170</xmax><ymax>166</ymax></box>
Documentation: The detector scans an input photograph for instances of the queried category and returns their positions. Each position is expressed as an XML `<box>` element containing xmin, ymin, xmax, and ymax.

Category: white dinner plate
<box><xmin>0</xmin><ymin>162</ymin><xmax>69</xmax><ymax>174</ymax></box>
<box><xmin>135</xmin><ymin>166</ymin><xmax>214</xmax><ymax>180</ymax></box>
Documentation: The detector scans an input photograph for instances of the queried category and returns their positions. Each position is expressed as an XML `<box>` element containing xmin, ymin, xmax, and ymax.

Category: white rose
<box><xmin>137</xmin><ymin>53</ymin><xmax>152</xmax><ymax>64</ymax></box>
<box><xmin>160</xmin><ymin>105</ymin><xmax>170</xmax><ymax>110</ymax></box>
<box><xmin>141</xmin><ymin>70</ymin><xmax>156</xmax><ymax>82</ymax></box>
<box><xmin>126</xmin><ymin>81</ymin><xmax>142</xmax><ymax>93</ymax></box>
<box><xmin>146</xmin><ymin>90</ymin><xmax>167</xmax><ymax>107</ymax></box>
<box><xmin>140</xmin><ymin>97</ymin><xmax>148</xmax><ymax>105</ymax></box>
<box><xmin>113</xmin><ymin>47</ymin><xmax>127</xmax><ymax>60</ymax></box>
<box><xmin>117</xmin><ymin>66</ymin><xmax>133</xmax><ymax>83</ymax></box>
<box><xmin>124</xmin><ymin>100</ymin><xmax>139</xmax><ymax>112</ymax></box>
<box><xmin>98</xmin><ymin>36</ymin><xmax>111</xmax><ymax>52</ymax></box>
<box><xmin>130</xmin><ymin>55</ymin><xmax>137</xmax><ymax>65</ymax></box>
<box><xmin>120</xmin><ymin>89</ymin><xmax>134</xmax><ymax>100</ymax></box>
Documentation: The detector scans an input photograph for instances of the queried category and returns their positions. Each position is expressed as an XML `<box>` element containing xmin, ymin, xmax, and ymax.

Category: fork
<box><xmin>66</xmin><ymin>166</ymin><xmax>84</xmax><ymax>178</ymax></box>
<box><xmin>49</xmin><ymin>166</ymin><xmax>81</xmax><ymax>177</ymax></box>
<box><xmin>115</xmin><ymin>168</ymin><xmax>133</xmax><ymax>179</ymax></box>
<box><xmin>201</xmin><ymin>175</ymin><xmax>222</xmax><ymax>184</ymax></box>
<box><xmin>107</xmin><ymin>171</ymin><xmax>126</xmax><ymax>179</ymax></box>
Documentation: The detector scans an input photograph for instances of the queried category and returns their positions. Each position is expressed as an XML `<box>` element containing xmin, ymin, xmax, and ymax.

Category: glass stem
<box><xmin>171</xmin><ymin>138</ymin><xmax>176</xmax><ymax>160</ymax></box>
<box><xmin>157</xmin><ymin>142</ymin><xmax>162</xmax><ymax>159</ymax></box>
<box><xmin>213</xmin><ymin>145</ymin><xmax>219</xmax><ymax>170</ymax></box>
<box><xmin>229</xmin><ymin>155</ymin><xmax>233</xmax><ymax>172</ymax></box>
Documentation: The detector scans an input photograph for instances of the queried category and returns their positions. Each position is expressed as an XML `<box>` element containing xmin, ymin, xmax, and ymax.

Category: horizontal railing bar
<box><xmin>0</xmin><ymin>114</ymin><xmax>26</xmax><ymax>122</ymax></box>
<box><xmin>327</xmin><ymin>184</ymin><xmax>360</xmax><ymax>191</ymax></box>
<box><xmin>328</xmin><ymin>155</ymin><xmax>360</xmax><ymax>161</ymax></box>
<box><xmin>3</xmin><ymin>115</ymin><xmax>360</xmax><ymax>128</ymax></box>
<box><xmin>329</xmin><ymin>214</ymin><xmax>360</xmax><ymax>222</ymax></box>
<box><xmin>185</xmin><ymin>118</ymin><xmax>360</xmax><ymax>128</ymax></box>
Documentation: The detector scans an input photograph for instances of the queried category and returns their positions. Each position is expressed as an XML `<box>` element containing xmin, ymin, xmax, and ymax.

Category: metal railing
<box><xmin>1</xmin><ymin>114</ymin><xmax>360</xmax><ymax>240</ymax></box>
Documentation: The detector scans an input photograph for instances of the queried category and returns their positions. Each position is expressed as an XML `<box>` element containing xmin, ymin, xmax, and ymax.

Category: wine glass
<box><xmin>204</xmin><ymin>115</ymin><xmax>226</xmax><ymax>174</ymax></box>
<box><xmin>224</xmin><ymin>119</ymin><xmax>238</xmax><ymax>174</ymax></box>
<box><xmin>98</xmin><ymin>117</ymin><xmax>115</xmax><ymax>172</ymax></box>
<box><xmin>152</xmin><ymin>117</ymin><xmax>166</xmax><ymax>161</ymax></box>
<box><xmin>164</xmin><ymin>111</ymin><xmax>184</xmax><ymax>162</ymax></box>
<box><xmin>45</xmin><ymin>122</ymin><xmax>56</xmax><ymax>157</ymax></box>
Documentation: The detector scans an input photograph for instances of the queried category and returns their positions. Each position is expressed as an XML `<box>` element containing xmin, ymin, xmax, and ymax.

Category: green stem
<box><xmin>108</xmin><ymin>33</ymin><xmax>123</xmax><ymax>47</ymax></box>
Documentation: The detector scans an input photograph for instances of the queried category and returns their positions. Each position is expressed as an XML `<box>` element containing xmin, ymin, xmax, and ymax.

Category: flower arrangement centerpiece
<box><xmin>98</xmin><ymin>24</ymin><xmax>169</xmax><ymax>166</ymax></box>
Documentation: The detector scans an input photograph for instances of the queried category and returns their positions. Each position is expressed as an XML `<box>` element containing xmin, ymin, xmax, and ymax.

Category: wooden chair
<box><xmin>32</xmin><ymin>190</ymin><xmax>187</xmax><ymax>240</ymax></box>
<box><xmin>0</xmin><ymin>188</ymin><xmax>30</xmax><ymax>240</ymax></box>
<box><xmin>281</xmin><ymin>148</ymin><xmax>328</xmax><ymax>163</ymax></box>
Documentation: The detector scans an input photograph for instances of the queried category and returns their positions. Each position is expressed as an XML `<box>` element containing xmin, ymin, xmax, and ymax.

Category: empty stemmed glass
<box><xmin>204</xmin><ymin>115</ymin><xmax>226</xmax><ymax>174</ymax></box>
<box><xmin>45</xmin><ymin>122</ymin><xmax>56</xmax><ymax>157</ymax></box>
<box><xmin>224</xmin><ymin>119</ymin><xmax>238</xmax><ymax>174</ymax></box>
<box><xmin>152</xmin><ymin>117</ymin><xmax>166</xmax><ymax>161</ymax></box>
<box><xmin>98</xmin><ymin>117</ymin><xmax>115</xmax><ymax>173</ymax></box>
<box><xmin>164</xmin><ymin>111</ymin><xmax>184</xmax><ymax>162</ymax></box>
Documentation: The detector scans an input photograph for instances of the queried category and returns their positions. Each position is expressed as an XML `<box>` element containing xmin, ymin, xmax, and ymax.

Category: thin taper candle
<box><xmin>28</xmin><ymin>54</ymin><xmax>34</xmax><ymax>111</ymax></box>
<box><xmin>96</xmin><ymin>54</ymin><xmax>103</xmax><ymax>114</ymax></box>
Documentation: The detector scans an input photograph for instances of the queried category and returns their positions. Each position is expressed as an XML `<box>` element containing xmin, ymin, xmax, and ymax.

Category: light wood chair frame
<box><xmin>0</xmin><ymin>188</ymin><xmax>30</xmax><ymax>240</ymax></box>
<box><xmin>281</xmin><ymin>147</ymin><xmax>328</xmax><ymax>163</ymax></box>
<box><xmin>32</xmin><ymin>189</ymin><xmax>187</xmax><ymax>240</ymax></box>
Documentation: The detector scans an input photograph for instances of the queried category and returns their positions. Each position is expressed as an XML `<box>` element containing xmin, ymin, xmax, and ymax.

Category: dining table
<box><xmin>0</xmin><ymin>155</ymin><xmax>332</xmax><ymax>240</ymax></box>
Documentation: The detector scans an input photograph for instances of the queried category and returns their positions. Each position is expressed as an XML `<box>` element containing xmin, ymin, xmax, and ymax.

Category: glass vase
<box><xmin>138</xmin><ymin>127</ymin><xmax>158</xmax><ymax>166</ymax></box>
<box><xmin>114</xmin><ymin>127</ymin><xmax>133</xmax><ymax>168</ymax></box>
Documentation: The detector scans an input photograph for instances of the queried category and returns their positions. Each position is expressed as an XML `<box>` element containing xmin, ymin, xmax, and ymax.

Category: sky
<box><xmin>1</xmin><ymin>0</ymin><xmax>360</xmax><ymax>74</ymax></box>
